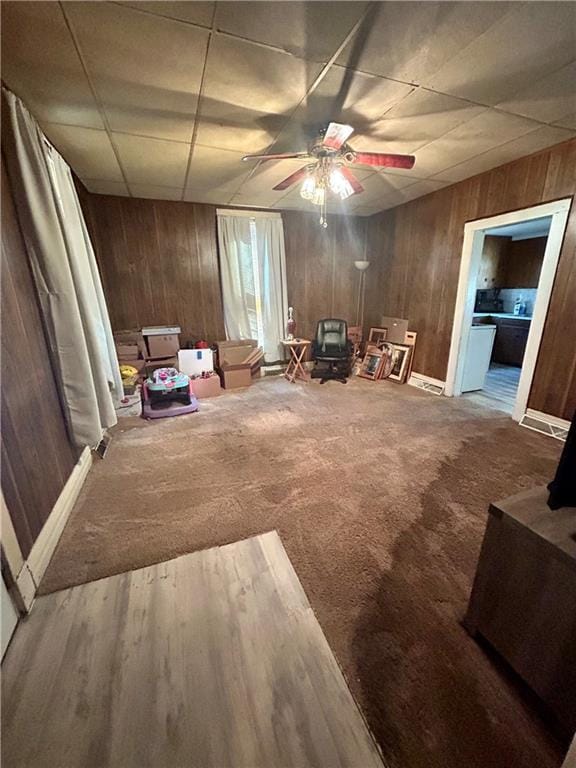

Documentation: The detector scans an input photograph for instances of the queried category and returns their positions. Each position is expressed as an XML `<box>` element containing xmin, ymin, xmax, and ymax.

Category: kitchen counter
<box><xmin>473</xmin><ymin>313</ymin><xmax>532</xmax><ymax>320</ymax></box>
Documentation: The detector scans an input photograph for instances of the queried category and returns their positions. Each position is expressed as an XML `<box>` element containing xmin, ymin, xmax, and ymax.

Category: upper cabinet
<box><xmin>477</xmin><ymin>236</ymin><xmax>546</xmax><ymax>289</ymax></box>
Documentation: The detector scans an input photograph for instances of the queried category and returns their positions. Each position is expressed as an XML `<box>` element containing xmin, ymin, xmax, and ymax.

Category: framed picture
<box><xmin>368</xmin><ymin>327</ymin><xmax>388</xmax><ymax>348</ymax></box>
<box><xmin>359</xmin><ymin>347</ymin><xmax>386</xmax><ymax>380</ymax></box>
<box><xmin>387</xmin><ymin>343</ymin><xmax>412</xmax><ymax>383</ymax></box>
<box><xmin>404</xmin><ymin>331</ymin><xmax>417</xmax><ymax>379</ymax></box>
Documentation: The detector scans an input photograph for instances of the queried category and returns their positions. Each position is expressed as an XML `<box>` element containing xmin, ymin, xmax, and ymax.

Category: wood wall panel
<box><xmin>81</xmin><ymin>193</ymin><xmax>226</xmax><ymax>344</ymax></box>
<box><xmin>365</xmin><ymin>139</ymin><xmax>576</xmax><ymax>420</ymax></box>
<box><xmin>283</xmin><ymin>211</ymin><xmax>367</xmax><ymax>341</ymax></box>
<box><xmin>81</xmin><ymin>191</ymin><xmax>368</xmax><ymax>348</ymax></box>
<box><xmin>1</xmin><ymin>158</ymin><xmax>77</xmax><ymax>557</ymax></box>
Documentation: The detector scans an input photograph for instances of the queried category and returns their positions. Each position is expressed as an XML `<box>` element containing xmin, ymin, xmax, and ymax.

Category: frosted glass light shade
<box><xmin>354</xmin><ymin>260</ymin><xmax>370</xmax><ymax>271</ymax></box>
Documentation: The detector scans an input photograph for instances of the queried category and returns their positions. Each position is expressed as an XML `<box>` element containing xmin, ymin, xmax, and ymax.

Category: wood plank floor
<box><xmin>2</xmin><ymin>531</ymin><xmax>385</xmax><ymax>768</ymax></box>
<box><xmin>464</xmin><ymin>363</ymin><xmax>521</xmax><ymax>414</ymax></box>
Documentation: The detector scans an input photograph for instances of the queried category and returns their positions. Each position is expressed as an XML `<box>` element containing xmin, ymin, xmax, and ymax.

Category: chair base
<box><xmin>311</xmin><ymin>359</ymin><xmax>351</xmax><ymax>384</ymax></box>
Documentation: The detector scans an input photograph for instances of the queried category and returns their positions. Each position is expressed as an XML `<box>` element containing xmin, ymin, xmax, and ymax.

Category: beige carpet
<box><xmin>40</xmin><ymin>376</ymin><xmax>564</xmax><ymax>768</ymax></box>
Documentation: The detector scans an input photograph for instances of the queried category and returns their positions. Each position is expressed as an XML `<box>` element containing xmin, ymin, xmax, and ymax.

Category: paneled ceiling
<box><xmin>2</xmin><ymin>1</ymin><xmax>575</xmax><ymax>215</ymax></box>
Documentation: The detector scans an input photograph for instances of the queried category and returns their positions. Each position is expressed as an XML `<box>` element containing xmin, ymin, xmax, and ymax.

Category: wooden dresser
<box><xmin>465</xmin><ymin>486</ymin><xmax>576</xmax><ymax>736</ymax></box>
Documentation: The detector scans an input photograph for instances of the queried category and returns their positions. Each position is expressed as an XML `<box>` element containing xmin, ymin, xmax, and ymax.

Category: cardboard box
<box><xmin>216</xmin><ymin>339</ymin><xmax>264</xmax><ymax>389</ymax></box>
<box><xmin>142</xmin><ymin>326</ymin><xmax>181</xmax><ymax>359</ymax></box>
<box><xmin>144</xmin><ymin>356</ymin><xmax>178</xmax><ymax>377</ymax></box>
<box><xmin>191</xmin><ymin>374</ymin><xmax>222</xmax><ymax>398</ymax></box>
<box><xmin>147</xmin><ymin>334</ymin><xmax>180</xmax><ymax>359</ymax></box>
<box><xmin>119</xmin><ymin>358</ymin><xmax>145</xmax><ymax>375</ymax></box>
<box><xmin>178</xmin><ymin>348</ymin><xmax>214</xmax><ymax>377</ymax></box>
<box><xmin>116</xmin><ymin>343</ymin><xmax>140</xmax><ymax>360</ymax></box>
<box><xmin>219</xmin><ymin>367</ymin><xmax>253</xmax><ymax>390</ymax></box>
<box><xmin>114</xmin><ymin>330</ymin><xmax>147</xmax><ymax>359</ymax></box>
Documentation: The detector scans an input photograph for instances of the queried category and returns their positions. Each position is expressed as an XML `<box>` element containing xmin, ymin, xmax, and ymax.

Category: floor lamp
<box><xmin>354</xmin><ymin>260</ymin><xmax>370</xmax><ymax>329</ymax></box>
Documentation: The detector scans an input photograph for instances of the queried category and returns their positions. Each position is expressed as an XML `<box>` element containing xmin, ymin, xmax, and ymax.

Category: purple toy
<box><xmin>141</xmin><ymin>368</ymin><xmax>199</xmax><ymax>419</ymax></box>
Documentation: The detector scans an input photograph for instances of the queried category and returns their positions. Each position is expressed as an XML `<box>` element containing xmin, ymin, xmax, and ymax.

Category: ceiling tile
<box><xmin>43</xmin><ymin>124</ymin><xmax>123</xmax><ymax>181</ymax></box>
<box><xmin>1</xmin><ymin>1</ymin><xmax>103</xmax><ymax>129</ymax></box>
<box><xmin>214</xmin><ymin>2</ymin><xmax>368</xmax><ymax>62</ymax></box>
<box><xmin>228</xmin><ymin>194</ymin><xmax>279</xmax><ymax>209</ymax></box>
<box><xmin>183</xmin><ymin>187</ymin><xmax>237</xmax><ymax>204</ymax></box>
<box><xmin>186</xmin><ymin>145</ymin><xmax>248</xmax><ymax>191</ymax></box>
<box><xmin>394</xmin><ymin>110</ymin><xmax>544</xmax><ymax>179</ymax></box>
<box><xmin>554</xmin><ymin>113</ymin><xmax>576</xmax><ymax>131</ymax></box>
<box><xmin>129</xmin><ymin>185</ymin><xmax>183</xmax><ymax>201</ymax></box>
<box><xmin>195</xmin><ymin>106</ymin><xmax>286</xmax><ymax>154</ymax></box>
<box><xmin>495</xmin><ymin>62</ymin><xmax>576</xmax><ymax>125</ymax></box>
<box><xmin>82</xmin><ymin>179</ymin><xmax>130</xmax><ymax>196</ymax></box>
<box><xmin>201</xmin><ymin>35</ymin><xmax>322</xmax><ymax>124</ymax></box>
<box><xmin>347</xmin><ymin>172</ymin><xmax>417</xmax><ymax>208</ymax></box>
<box><xmin>117</xmin><ymin>2</ymin><xmax>215</xmax><ymax>27</ymax></box>
<box><xmin>337</xmin><ymin>2</ymin><xmax>514</xmax><ymax>84</ymax></box>
<box><xmin>432</xmin><ymin>125</ymin><xmax>576</xmax><ymax>183</ymax></box>
<box><xmin>278</xmin><ymin>68</ymin><xmax>416</xmax><ymax>151</ymax></box>
<box><xmin>235</xmin><ymin>158</ymin><xmax>311</xmax><ymax>196</ymax></box>
<box><xmin>426</xmin><ymin>3</ymin><xmax>576</xmax><ymax>105</ymax></box>
<box><xmin>113</xmin><ymin>133</ymin><xmax>189</xmax><ymax>186</ymax></box>
<box><xmin>350</xmin><ymin>89</ymin><xmax>489</xmax><ymax>155</ymax></box>
<box><xmin>65</xmin><ymin>2</ymin><xmax>208</xmax><ymax>142</ymax></box>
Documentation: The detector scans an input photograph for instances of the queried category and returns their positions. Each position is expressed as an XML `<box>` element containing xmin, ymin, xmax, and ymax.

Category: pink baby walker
<box><xmin>141</xmin><ymin>367</ymin><xmax>199</xmax><ymax>419</ymax></box>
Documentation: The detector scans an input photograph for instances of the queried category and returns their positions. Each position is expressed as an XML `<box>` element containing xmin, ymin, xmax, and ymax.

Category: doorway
<box><xmin>445</xmin><ymin>199</ymin><xmax>571</xmax><ymax>422</ymax></box>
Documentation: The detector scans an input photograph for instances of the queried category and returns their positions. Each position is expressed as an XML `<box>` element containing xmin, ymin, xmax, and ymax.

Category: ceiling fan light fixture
<box><xmin>312</xmin><ymin>186</ymin><xmax>325</xmax><ymax>207</ymax></box>
<box><xmin>300</xmin><ymin>175</ymin><xmax>316</xmax><ymax>201</ymax></box>
<box><xmin>329</xmin><ymin>167</ymin><xmax>354</xmax><ymax>200</ymax></box>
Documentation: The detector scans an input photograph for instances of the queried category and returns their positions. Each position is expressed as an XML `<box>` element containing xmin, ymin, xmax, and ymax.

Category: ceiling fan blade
<box><xmin>351</xmin><ymin>152</ymin><xmax>415</xmax><ymax>169</ymax></box>
<box><xmin>273</xmin><ymin>166</ymin><xmax>311</xmax><ymax>191</ymax></box>
<box><xmin>242</xmin><ymin>151</ymin><xmax>309</xmax><ymax>162</ymax></box>
<box><xmin>340</xmin><ymin>166</ymin><xmax>364</xmax><ymax>195</ymax></box>
<box><xmin>322</xmin><ymin>122</ymin><xmax>354</xmax><ymax>150</ymax></box>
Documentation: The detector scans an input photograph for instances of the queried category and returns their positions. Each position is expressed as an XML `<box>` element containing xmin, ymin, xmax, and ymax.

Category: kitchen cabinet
<box><xmin>492</xmin><ymin>317</ymin><xmax>530</xmax><ymax>366</ymax></box>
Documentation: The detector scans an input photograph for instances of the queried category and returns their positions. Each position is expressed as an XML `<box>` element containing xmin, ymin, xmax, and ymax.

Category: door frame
<box><xmin>445</xmin><ymin>198</ymin><xmax>572</xmax><ymax>422</ymax></box>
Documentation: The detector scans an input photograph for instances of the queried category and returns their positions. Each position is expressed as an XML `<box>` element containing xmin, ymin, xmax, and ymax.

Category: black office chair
<box><xmin>311</xmin><ymin>319</ymin><xmax>353</xmax><ymax>384</ymax></box>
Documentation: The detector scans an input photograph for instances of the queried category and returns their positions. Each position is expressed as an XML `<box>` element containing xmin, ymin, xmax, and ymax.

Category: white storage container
<box><xmin>178</xmin><ymin>348</ymin><xmax>214</xmax><ymax>377</ymax></box>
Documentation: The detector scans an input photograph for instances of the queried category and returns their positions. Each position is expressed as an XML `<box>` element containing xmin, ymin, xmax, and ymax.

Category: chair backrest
<box><xmin>315</xmin><ymin>319</ymin><xmax>348</xmax><ymax>353</ymax></box>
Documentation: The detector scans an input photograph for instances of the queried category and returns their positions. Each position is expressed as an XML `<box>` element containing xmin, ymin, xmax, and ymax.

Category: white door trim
<box><xmin>1</xmin><ymin>446</ymin><xmax>92</xmax><ymax>612</ymax></box>
<box><xmin>445</xmin><ymin>199</ymin><xmax>572</xmax><ymax>422</ymax></box>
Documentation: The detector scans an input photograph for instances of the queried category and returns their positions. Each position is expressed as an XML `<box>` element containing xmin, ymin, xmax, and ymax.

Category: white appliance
<box><xmin>461</xmin><ymin>325</ymin><xmax>496</xmax><ymax>392</ymax></box>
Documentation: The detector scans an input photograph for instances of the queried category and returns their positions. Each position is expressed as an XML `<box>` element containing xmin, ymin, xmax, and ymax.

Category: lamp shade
<box><xmin>354</xmin><ymin>260</ymin><xmax>370</xmax><ymax>271</ymax></box>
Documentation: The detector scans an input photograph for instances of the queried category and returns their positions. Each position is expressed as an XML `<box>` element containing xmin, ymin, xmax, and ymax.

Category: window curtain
<box><xmin>2</xmin><ymin>88</ymin><xmax>122</xmax><ymax>448</ymax></box>
<box><xmin>217</xmin><ymin>214</ymin><xmax>254</xmax><ymax>342</ymax></box>
<box><xmin>217</xmin><ymin>211</ymin><xmax>288</xmax><ymax>362</ymax></box>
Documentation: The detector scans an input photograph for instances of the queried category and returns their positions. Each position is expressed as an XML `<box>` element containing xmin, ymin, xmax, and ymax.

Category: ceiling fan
<box><xmin>242</xmin><ymin>122</ymin><xmax>415</xmax><ymax>227</ymax></box>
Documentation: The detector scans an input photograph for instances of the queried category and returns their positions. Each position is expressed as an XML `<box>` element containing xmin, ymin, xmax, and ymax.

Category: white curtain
<box><xmin>217</xmin><ymin>211</ymin><xmax>288</xmax><ymax>362</ymax></box>
<box><xmin>217</xmin><ymin>214</ymin><xmax>254</xmax><ymax>342</ymax></box>
<box><xmin>2</xmin><ymin>88</ymin><xmax>122</xmax><ymax>448</ymax></box>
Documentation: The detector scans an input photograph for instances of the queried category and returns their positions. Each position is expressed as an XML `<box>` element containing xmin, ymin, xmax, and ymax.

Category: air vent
<box><xmin>408</xmin><ymin>375</ymin><xmax>445</xmax><ymax>396</ymax></box>
<box><xmin>520</xmin><ymin>411</ymin><xmax>568</xmax><ymax>442</ymax></box>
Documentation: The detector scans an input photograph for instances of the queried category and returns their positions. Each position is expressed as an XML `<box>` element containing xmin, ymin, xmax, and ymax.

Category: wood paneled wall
<box><xmin>1</xmin><ymin>158</ymin><xmax>77</xmax><ymax>557</ymax></box>
<box><xmin>79</xmin><ymin>189</ymin><xmax>368</xmax><ymax>346</ymax></box>
<box><xmin>365</xmin><ymin>139</ymin><xmax>576</xmax><ymax>420</ymax></box>
<box><xmin>79</xmin><ymin>190</ymin><xmax>225</xmax><ymax>344</ymax></box>
<box><xmin>283</xmin><ymin>212</ymin><xmax>368</xmax><ymax>341</ymax></box>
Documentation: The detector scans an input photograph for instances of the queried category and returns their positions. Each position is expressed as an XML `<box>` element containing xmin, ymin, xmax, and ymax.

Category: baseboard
<box><xmin>519</xmin><ymin>409</ymin><xmax>570</xmax><ymax>441</ymax></box>
<box><xmin>26</xmin><ymin>446</ymin><xmax>92</xmax><ymax>589</ymax></box>
<box><xmin>408</xmin><ymin>372</ymin><xmax>445</xmax><ymax>395</ymax></box>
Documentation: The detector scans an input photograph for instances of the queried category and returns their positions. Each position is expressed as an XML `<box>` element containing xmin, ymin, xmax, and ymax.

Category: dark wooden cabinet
<box><xmin>465</xmin><ymin>487</ymin><xmax>576</xmax><ymax>736</ymax></box>
<box><xmin>492</xmin><ymin>318</ymin><xmax>530</xmax><ymax>366</ymax></box>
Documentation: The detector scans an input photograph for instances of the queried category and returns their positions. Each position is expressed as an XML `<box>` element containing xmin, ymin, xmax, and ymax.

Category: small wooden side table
<box><xmin>282</xmin><ymin>339</ymin><xmax>311</xmax><ymax>383</ymax></box>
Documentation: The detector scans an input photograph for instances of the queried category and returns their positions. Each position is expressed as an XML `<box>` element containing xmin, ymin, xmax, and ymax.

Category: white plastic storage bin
<box><xmin>178</xmin><ymin>348</ymin><xmax>214</xmax><ymax>377</ymax></box>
